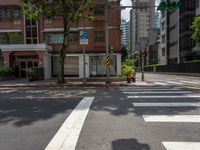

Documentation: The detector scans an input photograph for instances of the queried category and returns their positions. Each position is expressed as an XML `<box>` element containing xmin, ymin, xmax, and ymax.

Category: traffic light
<box><xmin>109</xmin><ymin>46</ymin><xmax>114</xmax><ymax>54</ymax></box>
<box><xmin>157</xmin><ymin>1</ymin><xmax>181</xmax><ymax>12</ymax></box>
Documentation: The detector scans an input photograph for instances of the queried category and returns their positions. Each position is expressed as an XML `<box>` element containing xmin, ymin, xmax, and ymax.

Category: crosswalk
<box><xmin>154</xmin><ymin>80</ymin><xmax>200</xmax><ymax>87</ymax></box>
<box><xmin>121</xmin><ymin>85</ymin><xmax>200</xmax><ymax>150</ymax></box>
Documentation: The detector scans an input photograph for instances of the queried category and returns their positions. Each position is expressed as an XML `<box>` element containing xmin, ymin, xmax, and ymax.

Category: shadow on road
<box><xmin>112</xmin><ymin>138</ymin><xmax>150</xmax><ymax>150</ymax></box>
<box><xmin>92</xmin><ymin>87</ymin><xmax>199</xmax><ymax>116</ymax></box>
<box><xmin>0</xmin><ymin>98</ymin><xmax>81</xmax><ymax>127</ymax></box>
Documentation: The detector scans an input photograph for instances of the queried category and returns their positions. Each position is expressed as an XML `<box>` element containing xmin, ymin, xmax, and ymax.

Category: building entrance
<box><xmin>12</xmin><ymin>55</ymin><xmax>39</xmax><ymax>78</ymax></box>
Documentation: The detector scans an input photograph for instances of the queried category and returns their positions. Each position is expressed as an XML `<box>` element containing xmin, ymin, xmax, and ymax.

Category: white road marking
<box><xmin>143</xmin><ymin>115</ymin><xmax>200</xmax><ymax>122</ymax></box>
<box><xmin>133</xmin><ymin>102</ymin><xmax>200</xmax><ymax>107</ymax></box>
<box><xmin>121</xmin><ymin>88</ymin><xmax>180</xmax><ymax>91</ymax></box>
<box><xmin>180</xmin><ymin>81</ymin><xmax>200</xmax><ymax>84</ymax></box>
<box><xmin>124</xmin><ymin>91</ymin><xmax>192</xmax><ymax>94</ymax></box>
<box><xmin>128</xmin><ymin>94</ymin><xmax>200</xmax><ymax>99</ymax></box>
<box><xmin>45</xmin><ymin>97</ymin><xmax>94</xmax><ymax>150</ymax></box>
<box><xmin>162</xmin><ymin>142</ymin><xmax>200</xmax><ymax>150</ymax></box>
<box><xmin>154</xmin><ymin>82</ymin><xmax>169</xmax><ymax>85</ymax></box>
<box><xmin>166</xmin><ymin>81</ymin><xmax>184</xmax><ymax>85</ymax></box>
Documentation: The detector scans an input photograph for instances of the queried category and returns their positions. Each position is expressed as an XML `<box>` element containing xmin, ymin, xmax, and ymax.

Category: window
<box><xmin>94</xmin><ymin>31</ymin><xmax>105</xmax><ymax>42</ymax></box>
<box><xmin>68</xmin><ymin>32</ymin><xmax>79</xmax><ymax>43</ymax></box>
<box><xmin>44</xmin><ymin>32</ymin><xmax>79</xmax><ymax>43</ymax></box>
<box><xmin>94</xmin><ymin>5</ymin><xmax>104</xmax><ymax>16</ymax></box>
<box><xmin>0</xmin><ymin>32</ymin><xmax>22</xmax><ymax>44</ymax></box>
<box><xmin>0</xmin><ymin>6</ymin><xmax>21</xmax><ymax>20</ymax></box>
<box><xmin>25</xmin><ymin>17</ymin><xmax>38</xmax><ymax>44</ymax></box>
<box><xmin>0</xmin><ymin>51</ymin><xmax>4</xmax><ymax>67</ymax></box>
<box><xmin>162</xmin><ymin>35</ymin><xmax>165</xmax><ymax>43</ymax></box>
<box><xmin>169</xmin><ymin>41</ymin><xmax>178</xmax><ymax>47</ymax></box>
<box><xmin>162</xmin><ymin>48</ymin><xmax>165</xmax><ymax>56</ymax></box>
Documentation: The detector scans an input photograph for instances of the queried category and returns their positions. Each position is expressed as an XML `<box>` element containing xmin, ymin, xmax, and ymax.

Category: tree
<box><xmin>191</xmin><ymin>16</ymin><xmax>200</xmax><ymax>46</ymax></box>
<box><xmin>121</xmin><ymin>45</ymin><xmax>129</xmax><ymax>62</ymax></box>
<box><xmin>157</xmin><ymin>1</ymin><xmax>181</xmax><ymax>12</ymax></box>
<box><xmin>23</xmin><ymin>0</ymin><xmax>94</xmax><ymax>83</ymax></box>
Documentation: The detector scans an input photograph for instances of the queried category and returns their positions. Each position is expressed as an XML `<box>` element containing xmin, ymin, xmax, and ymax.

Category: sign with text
<box><xmin>80</xmin><ymin>30</ymin><xmax>88</xmax><ymax>45</ymax></box>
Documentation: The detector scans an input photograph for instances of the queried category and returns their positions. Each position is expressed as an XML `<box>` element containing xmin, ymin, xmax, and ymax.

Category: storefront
<box><xmin>0</xmin><ymin>44</ymin><xmax>52</xmax><ymax>79</ymax></box>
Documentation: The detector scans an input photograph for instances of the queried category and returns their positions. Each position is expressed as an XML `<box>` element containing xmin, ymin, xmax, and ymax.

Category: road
<box><xmin>140</xmin><ymin>73</ymin><xmax>200</xmax><ymax>90</ymax></box>
<box><xmin>0</xmin><ymin>74</ymin><xmax>200</xmax><ymax>150</ymax></box>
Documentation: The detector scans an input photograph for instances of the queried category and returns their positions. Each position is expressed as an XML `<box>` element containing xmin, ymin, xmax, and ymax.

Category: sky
<box><xmin>121</xmin><ymin>0</ymin><xmax>160</xmax><ymax>21</ymax></box>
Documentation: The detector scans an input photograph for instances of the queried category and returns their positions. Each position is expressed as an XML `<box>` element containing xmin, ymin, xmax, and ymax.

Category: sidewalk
<box><xmin>0</xmin><ymin>78</ymin><xmax>150</xmax><ymax>88</ymax></box>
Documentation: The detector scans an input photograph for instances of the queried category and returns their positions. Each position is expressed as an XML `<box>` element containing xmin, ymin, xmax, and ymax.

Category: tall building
<box><xmin>155</xmin><ymin>11</ymin><xmax>161</xmax><ymax>28</ymax></box>
<box><xmin>120</xmin><ymin>19</ymin><xmax>129</xmax><ymax>46</ymax></box>
<box><xmin>130</xmin><ymin>0</ymin><xmax>155</xmax><ymax>55</ymax></box>
<box><xmin>159</xmin><ymin>1</ymin><xmax>168</xmax><ymax>65</ymax></box>
<box><xmin>159</xmin><ymin>0</ymin><xmax>198</xmax><ymax>64</ymax></box>
<box><xmin>196</xmin><ymin>0</ymin><xmax>200</xmax><ymax>16</ymax></box>
<box><xmin>0</xmin><ymin>0</ymin><xmax>122</xmax><ymax>79</ymax></box>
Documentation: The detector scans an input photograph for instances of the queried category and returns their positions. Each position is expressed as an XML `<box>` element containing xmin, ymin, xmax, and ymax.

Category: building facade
<box><xmin>159</xmin><ymin>0</ymin><xmax>198</xmax><ymax>64</ymax></box>
<box><xmin>147</xmin><ymin>28</ymin><xmax>160</xmax><ymax>65</ymax></box>
<box><xmin>159</xmin><ymin>2</ymin><xmax>168</xmax><ymax>65</ymax></box>
<box><xmin>155</xmin><ymin>11</ymin><xmax>161</xmax><ymax>29</ymax></box>
<box><xmin>196</xmin><ymin>0</ymin><xmax>200</xmax><ymax>16</ymax></box>
<box><xmin>0</xmin><ymin>0</ymin><xmax>122</xmax><ymax>79</ymax></box>
<box><xmin>120</xmin><ymin>19</ymin><xmax>129</xmax><ymax>46</ymax></box>
<box><xmin>130</xmin><ymin>0</ymin><xmax>155</xmax><ymax>55</ymax></box>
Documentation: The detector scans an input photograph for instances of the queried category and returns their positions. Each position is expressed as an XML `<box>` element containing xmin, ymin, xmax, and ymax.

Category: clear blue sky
<box><xmin>121</xmin><ymin>0</ymin><xmax>160</xmax><ymax>21</ymax></box>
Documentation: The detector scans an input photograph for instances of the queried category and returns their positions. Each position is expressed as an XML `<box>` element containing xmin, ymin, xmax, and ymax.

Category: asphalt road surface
<box><xmin>1</xmin><ymin>76</ymin><xmax>200</xmax><ymax>150</ymax></box>
<box><xmin>140</xmin><ymin>73</ymin><xmax>200</xmax><ymax>90</ymax></box>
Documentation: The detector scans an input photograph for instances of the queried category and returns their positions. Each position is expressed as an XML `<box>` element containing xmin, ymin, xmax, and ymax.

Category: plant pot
<box><xmin>132</xmin><ymin>77</ymin><xmax>136</xmax><ymax>82</ymax></box>
<box><xmin>127</xmin><ymin>77</ymin><xmax>131</xmax><ymax>83</ymax></box>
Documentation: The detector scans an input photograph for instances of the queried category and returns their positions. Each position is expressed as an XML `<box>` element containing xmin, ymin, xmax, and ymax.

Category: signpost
<box><xmin>80</xmin><ymin>30</ymin><xmax>88</xmax><ymax>84</ymax></box>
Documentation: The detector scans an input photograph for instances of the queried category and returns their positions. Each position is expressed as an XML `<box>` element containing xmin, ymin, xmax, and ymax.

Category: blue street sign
<box><xmin>80</xmin><ymin>30</ymin><xmax>88</xmax><ymax>45</ymax></box>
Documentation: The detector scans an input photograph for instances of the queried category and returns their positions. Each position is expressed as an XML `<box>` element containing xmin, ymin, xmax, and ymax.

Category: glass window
<box><xmin>94</xmin><ymin>31</ymin><xmax>105</xmax><ymax>42</ymax></box>
<box><xmin>69</xmin><ymin>32</ymin><xmax>79</xmax><ymax>43</ymax></box>
<box><xmin>94</xmin><ymin>5</ymin><xmax>104</xmax><ymax>16</ymax></box>
<box><xmin>162</xmin><ymin>48</ymin><xmax>165</xmax><ymax>56</ymax></box>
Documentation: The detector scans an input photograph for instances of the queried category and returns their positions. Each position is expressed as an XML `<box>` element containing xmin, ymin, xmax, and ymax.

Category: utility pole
<box><xmin>105</xmin><ymin>0</ymin><xmax>110</xmax><ymax>83</ymax></box>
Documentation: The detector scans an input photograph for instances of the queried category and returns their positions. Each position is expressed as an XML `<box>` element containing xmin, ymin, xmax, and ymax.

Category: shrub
<box><xmin>0</xmin><ymin>67</ymin><xmax>13</xmax><ymax>76</ymax></box>
<box><xmin>122</xmin><ymin>65</ymin><xmax>134</xmax><ymax>78</ymax></box>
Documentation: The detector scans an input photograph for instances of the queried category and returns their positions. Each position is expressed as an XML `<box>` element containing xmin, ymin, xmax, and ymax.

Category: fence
<box><xmin>143</xmin><ymin>62</ymin><xmax>200</xmax><ymax>73</ymax></box>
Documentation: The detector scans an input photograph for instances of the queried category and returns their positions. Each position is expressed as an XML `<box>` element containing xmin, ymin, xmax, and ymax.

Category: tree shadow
<box><xmin>92</xmin><ymin>86</ymin><xmax>199</xmax><ymax>116</ymax></box>
<box><xmin>112</xmin><ymin>138</ymin><xmax>150</xmax><ymax>150</ymax></box>
<box><xmin>0</xmin><ymin>98</ymin><xmax>81</xmax><ymax>127</ymax></box>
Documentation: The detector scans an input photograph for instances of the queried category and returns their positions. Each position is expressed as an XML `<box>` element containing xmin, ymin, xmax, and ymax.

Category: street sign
<box><xmin>80</xmin><ymin>30</ymin><xmax>88</xmax><ymax>45</ymax></box>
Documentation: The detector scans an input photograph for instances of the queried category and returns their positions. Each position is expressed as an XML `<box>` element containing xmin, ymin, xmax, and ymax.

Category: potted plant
<box><xmin>122</xmin><ymin>65</ymin><xmax>133</xmax><ymax>83</ymax></box>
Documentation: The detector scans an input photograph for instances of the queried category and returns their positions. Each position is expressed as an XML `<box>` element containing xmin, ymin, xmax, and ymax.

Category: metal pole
<box><xmin>105</xmin><ymin>0</ymin><xmax>110</xmax><ymax>83</ymax></box>
<box><xmin>141</xmin><ymin>52</ymin><xmax>144</xmax><ymax>81</ymax></box>
<box><xmin>83</xmin><ymin>45</ymin><xmax>86</xmax><ymax>84</ymax></box>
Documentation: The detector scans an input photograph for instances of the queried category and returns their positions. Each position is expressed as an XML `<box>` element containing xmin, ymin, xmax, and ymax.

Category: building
<box><xmin>155</xmin><ymin>11</ymin><xmax>160</xmax><ymax>28</ymax></box>
<box><xmin>147</xmin><ymin>28</ymin><xmax>160</xmax><ymax>65</ymax></box>
<box><xmin>159</xmin><ymin>0</ymin><xmax>197</xmax><ymax>65</ymax></box>
<box><xmin>196</xmin><ymin>0</ymin><xmax>200</xmax><ymax>16</ymax></box>
<box><xmin>0</xmin><ymin>0</ymin><xmax>122</xmax><ymax>79</ymax></box>
<box><xmin>120</xmin><ymin>19</ymin><xmax>129</xmax><ymax>46</ymax></box>
<box><xmin>130</xmin><ymin>0</ymin><xmax>155</xmax><ymax>55</ymax></box>
<box><xmin>159</xmin><ymin>1</ymin><xmax>168</xmax><ymax>65</ymax></box>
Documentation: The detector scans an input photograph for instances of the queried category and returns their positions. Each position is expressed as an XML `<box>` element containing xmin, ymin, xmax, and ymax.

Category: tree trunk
<box><xmin>57</xmin><ymin>50</ymin><xmax>65</xmax><ymax>83</ymax></box>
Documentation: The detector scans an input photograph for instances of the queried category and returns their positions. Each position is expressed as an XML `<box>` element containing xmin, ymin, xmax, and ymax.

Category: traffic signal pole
<box><xmin>105</xmin><ymin>0</ymin><xmax>111</xmax><ymax>83</ymax></box>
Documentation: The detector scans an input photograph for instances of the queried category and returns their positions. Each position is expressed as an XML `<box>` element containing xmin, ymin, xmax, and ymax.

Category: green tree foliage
<box><xmin>157</xmin><ymin>1</ymin><xmax>181</xmax><ymax>12</ymax></box>
<box><xmin>191</xmin><ymin>16</ymin><xmax>200</xmax><ymax>46</ymax></box>
<box><xmin>23</xmin><ymin>0</ymin><xmax>94</xmax><ymax>83</ymax></box>
<box><xmin>121</xmin><ymin>45</ymin><xmax>129</xmax><ymax>62</ymax></box>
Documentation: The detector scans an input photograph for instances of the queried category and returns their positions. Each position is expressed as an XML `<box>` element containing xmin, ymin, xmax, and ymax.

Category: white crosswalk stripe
<box><xmin>122</xmin><ymin>86</ymin><xmax>200</xmax><ymax>149</ymax></box>
<box><xmin>124</xmin><ymin>91</ymin><xmax>192</xmax><ymax>94</ymax></box>
<box><xmin>133</xmin><ymin>102</ymin><xmax>200</xmax><ymax>107</ymax></box>
<box><xmin>162</xmin><ymin>142</ymin><xmax>200</xmax><ymax>150</ymax></box>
